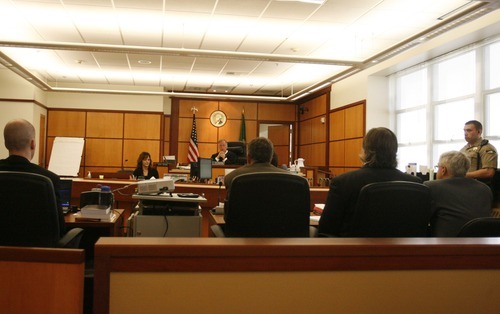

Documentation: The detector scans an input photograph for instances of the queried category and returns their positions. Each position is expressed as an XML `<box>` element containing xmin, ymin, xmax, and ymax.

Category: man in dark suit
<box><xmin>223</xmin><ymin>137</ymin><xmax>289</xmax><ymax>192</ymax></box>
<box><xmin>211</xmin><ymin>139</ymin><xmax>238</xmax><ymax>165</ymax></box>
<box><xmin>424</xmin><ymin>150</ymin><xmax>492</xmax><ymax>236</ymax></box>
<box><xmin>0</xmin><ymin>119</ymin><xmax>65</xmax><ymax>236</ymax></box>
<box><xmin>318</xmin><ymin>127</ymin><xmax>422</xmax><ymax>237</ymax></box>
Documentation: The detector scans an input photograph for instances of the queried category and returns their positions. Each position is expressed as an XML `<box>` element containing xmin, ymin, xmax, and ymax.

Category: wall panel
<box><xmin>258</xmin><ymin>103</ymin><xmax>296</xmax><ymax>121</ymax></box>
<box><xmin>178</xmin><ymin>117</ymin><xmax>217</xmax><ymax>143</ymax></box>
<box><xmin>179</xmin><ymin>100</ymin><xmax>218</xmax><ymax>118</ymax></box>
<box><xmin>219</xmin><ymin>101</ymin><xmax>257</xmax><ymax>120</ymax></box>
<box><xmin>329</xmin><ymin>141</ymin><xmax>345</xmax><ymax>167</ymax></box>
<box><xmin>345</xmin><ymin>105</ymin><xmax>365</xmax><ymax>139</ymax></box>
<box><xmin>344</xmin><ymin>138</ymin><xmax>364</xmax><ymax>167</ymax></box>
<box><xmin>124</xmin><ymin>113</ymin><xmax>161</xmax><ymax>140</ymax></box>
<box><xmin>47</xmin><ymin>110</ymin><xmax>86</xmax><ymax>137</ymax></box>
<box><xmin>86</xmin><ymin>112</ymin><xmax>123</xmax><ymax>138</ymax></box>
<box><xmin>123</xmin><ymin>139</ymin><xmax>161</xmax><ymax>168</ymax></box>
<box><xmin>85</xmin><ymin>139</ymin><xmax>123</xmax><ymax>167</ymax></box>
<box><xmin>330</xmin><ymin>110</ymin><xmax>345</xmax><ymax>141</ymax></box>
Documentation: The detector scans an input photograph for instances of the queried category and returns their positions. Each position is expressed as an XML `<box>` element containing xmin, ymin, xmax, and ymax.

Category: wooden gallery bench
<box><xmin>94</xmin><ymin>237</ymin><xmax>500</xmax><ymax>314</ymax></box>
<box><xmin>0</xmin><ymin>246</ymin><xmax>85</xmax><ymax>313</ymax></box>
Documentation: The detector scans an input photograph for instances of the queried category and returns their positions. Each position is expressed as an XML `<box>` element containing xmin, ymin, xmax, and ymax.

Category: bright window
<box><xmin>434</xmin><ymin>98</ymin><xmax>474</xmax><ymax>141</ymax></box>
<box><xmin>392</xmin><ymin>37</ymin><xmax>499</xmax><ymax>171</ymax></box>
<box><xmin>435</xmin><ymin>51</ymin><xmax>475</xmax><ymax>101</ymax></box>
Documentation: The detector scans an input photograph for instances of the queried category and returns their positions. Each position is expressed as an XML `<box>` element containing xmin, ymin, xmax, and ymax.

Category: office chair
<box><xmin>212</xmin><ymin>172</ymin><xmax>311</xmax><ymax>237</ymax></box>
<box><xmin>227</xmin><ymin>141</ymin><xmax>247</xmax><ymax>165</ymax></box>
<box><xmin>457</xmin><ymin>217</ymin><xmax>500</xmax><ymax>237</ymax></box>
<box><xmin>348</xmin><ymin>181</ymin><xmax>432</xmax><ymax>237</ymax></box>
<box><xmin>0</xmin><ymin>171</ymin><xmax>84</xmax><ymax>248</ymax></box>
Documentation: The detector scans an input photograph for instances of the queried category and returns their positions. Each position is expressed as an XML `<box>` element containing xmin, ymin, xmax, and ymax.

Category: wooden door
<box><xmin>268</xmin><ymin>125</ymin><xmax>291</xmax><ymax>167</ymax></box>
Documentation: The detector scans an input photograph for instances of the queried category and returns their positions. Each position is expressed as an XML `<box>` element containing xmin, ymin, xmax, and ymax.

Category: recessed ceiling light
<box><xmin>138</xmin><ymin>60</ymin><xmax>152</xmax><ymax>65</ymax></box>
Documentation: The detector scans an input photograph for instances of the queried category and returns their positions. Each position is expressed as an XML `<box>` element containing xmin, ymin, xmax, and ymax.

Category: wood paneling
<box><xmin>345</xmin><ymin>104</ymin><xmax>364</xmax><ymax>139</ymax></box>
<box><xmin>218</xmin><ymin>119</ymin><xmax>255</xmax><ymax>142</ymax></box>
<box><xmin>268</xmin><ymin>125</ymin><xmax>290</xmax><ymax>145</ymax></box>
<box><xmin>345</xmin><ymin>138</ymin><xmax>363</xmax><ymax>167</ymax></box>
<box><xmin>0</xmin><ymin>247</ymin><xmax>84</xmax><ymax>314</ymax></box>
<box><xmin>329</xmin><ymin>141</ymin><xmax>345</xmax><ymax>167</ymax></box>
<box><xmin>177</xmin><ymin>142</ymin><xmax>216</xmax><ymax>164</ymax></box>
<box><xmin>330</xmin><ymin>110</ymin><xmax>345</xmax><ymax>141</ymax></box>
<box><xmin>299</xmin><ymin>94</ymin><xmax>327</xmax><ymax>121</ymax></box>
<box><xmin>219</xmin><ymin>101</ymin><xmax>257</xmax><ymax>119</ymax></box>
<box><xmin>47</xmin><ymin>110</ymin><xmax>86</xmax><ymax>137</ymax></box>
<box><xmin>273</xmin><ymin>145</ymin><xmax>289</xmax><ymax>166</ymax></box>
<box><xmin>311</xmin><ymin>116</ymin><xmax>327</xmax><ymax>143</ymax></box>
<box><xmin>298</xmin><ymin>143</ymin><xmax>325</xmax><ymax>167</ymax></box>
<box><xmin>86</xmin><ymin>112</ymin><xmax>124</xmax><ymax>138</ymax></box>
<box><xmin>328</xmin><ymin>102</ymin><xmax>365</xmax><ymax>172</ymax></box>
<box><xmin>178</xmin><ymin>117</ymin><xmax>217</xmax><ymax>143</ymax></box>
<box><xmin>330</xmin><ymin>167</ymin><xmax>346</xmax><ymax>176</ymax></box>
<box><xmin>258</xmin><ymin>103</ymin><xmax>296</xmax><ymax>121</ymax></box>
<box><xmin>164</xmin><ymin>116</ymin><xmax>171</xmax><ymax>156</ymax></box>
<box><xmin>124</xmin><ymin>113</ymin><xmax>161</xmax><ymax>140</ymax></box>
<box><xmin>299</xmin><ymin>119</ymin><xmax>312</xmax><ymax>144</ymax></box>
<box><xmin>179</xmin><ymin>100</ymin><xmax>218</xmax><ymax>118</ymax></box>
<box><xmin>123</xmin><ymin>139</ymin><xmax>161</xmax><ymax>168</ymax></box>
<box><xmin>85</xmin><ymin>139</ymin><xmax>123</xmax><ymax>167</ymax></box>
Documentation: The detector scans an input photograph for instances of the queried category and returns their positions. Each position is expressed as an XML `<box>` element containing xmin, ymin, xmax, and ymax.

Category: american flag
<box><xmin>188</xmin><ymin>114</ymin><xmax>199</xmax><ymax>162</ymax></box>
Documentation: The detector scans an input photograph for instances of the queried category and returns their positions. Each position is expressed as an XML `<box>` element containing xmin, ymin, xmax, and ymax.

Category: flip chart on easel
<box><xmin>48</xmin><ymin>137</ymin><xmax>84</xmax><ymax>177</ymax></box>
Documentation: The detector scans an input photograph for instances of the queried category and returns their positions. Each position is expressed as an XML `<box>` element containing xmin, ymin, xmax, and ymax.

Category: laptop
<box><xmin>58</xmin><ymin>179</ymin><xmax>73</xmax><ymax>214</ymax></box>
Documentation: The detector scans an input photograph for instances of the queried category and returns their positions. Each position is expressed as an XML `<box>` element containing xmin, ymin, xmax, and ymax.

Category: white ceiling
<box><xmin>0</xmin><ymin>0</ymin><xmax>499</xmax><ymax>101</ymax></box>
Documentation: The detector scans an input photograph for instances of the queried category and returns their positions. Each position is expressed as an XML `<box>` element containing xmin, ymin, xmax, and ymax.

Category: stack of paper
<box><xmin>80</xmin><ymin>205</ymin><xmax>113</xmax><ymax>221</ymax></box>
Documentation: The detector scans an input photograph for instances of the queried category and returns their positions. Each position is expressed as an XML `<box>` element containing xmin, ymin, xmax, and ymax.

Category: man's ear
<box><xmin>30</xmin><ymin>139</ymin><xmax>36</xmax><ymax>150</ymax></box>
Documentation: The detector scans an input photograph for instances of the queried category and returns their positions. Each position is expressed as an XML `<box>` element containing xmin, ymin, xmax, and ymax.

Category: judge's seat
<box><xmin>227</xmin><ymin>141</ymin><xmax>247</xmax><ymax>165</ymax></box>
<box><xmin>213</xmin><ymin>172</ymin><xmax>311</xmax><ymax>237</ymax></box>
<box><xmin>348</xmin><ymin>181</ymin><xmax>432</xmax><ymax>237</ymax></box>
<box><xmin>0</xmin><ymin>171</ymin><xmax>83</xmax><ymax>248</ymax></box>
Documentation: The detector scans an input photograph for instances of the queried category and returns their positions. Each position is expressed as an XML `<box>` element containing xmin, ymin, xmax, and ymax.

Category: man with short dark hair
<box><xmin>223</xmin><ymin>137</ymin><xmax>289</xmax><ymax>192</ymax></box>
<box><xmin>460</xmin><ymin>120</ymin><xmax>497</xmax><ymax>181</ymax></box>
<box><xmin>424</xmin><ymin>150</ymin><xmax>492</xmax><ymax>237</ymax></box>
<box><xmin>0</xmin><ymin>119</ymin><xmax>66</xmax><ymax>236</ymax></box>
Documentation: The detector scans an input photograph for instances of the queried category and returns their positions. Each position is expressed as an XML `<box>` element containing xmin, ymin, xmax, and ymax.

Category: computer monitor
<box><xmin>190</xmin><ymin>158</ymin><xmax>212</xmax><ymax>181</ymax></box>
<box><xmin>199</xmin><ymin>157</ymin><xmax>212</xmax><ymax>180</ymax></box>
<box><xmin>58</xmin><ymin>179</ymin><xmax>72</xmax><ymax>211</ymax></box>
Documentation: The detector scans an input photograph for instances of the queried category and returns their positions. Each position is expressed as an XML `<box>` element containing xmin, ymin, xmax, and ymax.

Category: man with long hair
<box><xmin>318</xmin><ymin>127</ymin><xmax>422</xmax><ymax>236</ymax></box>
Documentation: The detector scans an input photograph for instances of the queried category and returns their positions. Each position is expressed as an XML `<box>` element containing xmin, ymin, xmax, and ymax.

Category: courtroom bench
<box><xmin>94</xmin><ymin>237</ymin><xmax>500</xmax><ymax>314</ymax></box>
<box><xmin>0</xmin><ymin>246</ymin><xmax>85</xmax><ymax>314</ymax></box>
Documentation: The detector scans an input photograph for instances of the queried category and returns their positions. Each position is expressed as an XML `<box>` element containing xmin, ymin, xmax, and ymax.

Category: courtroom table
<box><xmin>65</xmin><ymin>209</ymin><xmax>124</xmax><ymax>260</ymax></box>
<box><xmin>71</xmin><ymin>178</ymin><xmax>329</xmax><ymax>237</ymax></box>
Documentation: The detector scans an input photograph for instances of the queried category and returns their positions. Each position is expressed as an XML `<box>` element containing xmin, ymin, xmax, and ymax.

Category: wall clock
<box><xmin>210</xmin><ymin>110</ymin><xmax>227</xmax><ymax>127</ymax></box>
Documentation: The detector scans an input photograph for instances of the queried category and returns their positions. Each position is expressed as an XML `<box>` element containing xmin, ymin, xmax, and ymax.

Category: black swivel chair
<box><xmin>457</xmin><ymin>217</ymin><xmax>500</xmax><ymax>237</ymax></box>
<box><xmin>227</xmin><ymin>141</ymin><xmax>247</xmax><ymax>165</ymax></box>
<box><xmin>0</xmin><ymin>171</ymin><xmax>84</xmax><ymax>248</ymax></box>
<box><xmin>212</xmin><ymin>172</ymin><xmax>311</xmax><ymax>237</ymax></box>
<box><xmin>347</xmin><ymin>181</ymin><xmax>432</xmax><ymax>237</ymax></box>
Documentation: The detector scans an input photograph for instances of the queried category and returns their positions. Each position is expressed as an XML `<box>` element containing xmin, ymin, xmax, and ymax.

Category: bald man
<box><xmin>0</xmin><ymin>119</ymin><xmax>65</xmax><ymax>236</ymax></box>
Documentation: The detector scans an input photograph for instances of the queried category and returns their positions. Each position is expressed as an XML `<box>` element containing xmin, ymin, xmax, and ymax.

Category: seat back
<box><xmin>225</xmin><ymin>172</ymin><xmax>310</xmax><ymax>237</ymax></box>
<box><xmin>457</xmin><ymin>217</ymin><xmax>500</xmax><ymax>237</ymax></box>
<box><xmin>0</xmin><ymin>171</ymin><xmax>60</xmax><ymax>247</ymax></box>
<box><xmin>227</xmin><ymin>141</ymin><xmax>247</xmax><ymax>165</ymax></box>
<box><xmin>349</xmin><ymin>181</ymin><xmax>432</xmax><ymax>237</ymax></box>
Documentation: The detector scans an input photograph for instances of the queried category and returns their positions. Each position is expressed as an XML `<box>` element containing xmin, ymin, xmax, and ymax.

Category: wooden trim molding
<box><xmin>94</xmin><ymin>237</ymin><xmax>500</xmax><ymax>313</ymax></box>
